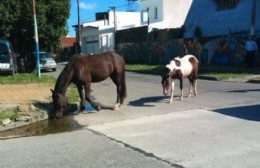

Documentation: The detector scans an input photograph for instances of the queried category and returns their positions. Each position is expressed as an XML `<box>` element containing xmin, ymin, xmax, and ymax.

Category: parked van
<box><xmin>0</xmin><ymin>39</ymin><xmax>17</xmax><ymax>75</ymax></box>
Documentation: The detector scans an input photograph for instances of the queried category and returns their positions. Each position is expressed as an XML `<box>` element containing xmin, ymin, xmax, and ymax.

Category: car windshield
<box><xmin>40</xmin><ymin>53</ymin><xmax>51</xmax><ymax>59</ymax></box>
<box><xmin>0</xmin><ymin>42</ymin><xmax>9</xmax><ymax>63</ymax></box>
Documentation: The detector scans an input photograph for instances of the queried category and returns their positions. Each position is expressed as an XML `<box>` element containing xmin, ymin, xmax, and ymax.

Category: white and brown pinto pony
<box><xmin>161</xmin><ymin>55</ymin><xmax>198</xmax><ymax>103</ymax></box>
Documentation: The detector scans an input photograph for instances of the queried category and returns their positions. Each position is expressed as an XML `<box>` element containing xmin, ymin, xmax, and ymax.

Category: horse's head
<box><xmin>161</xmin><ymin>68</ymin><xmax>171</xmax><ymax>96</ymax></box>
<box><xmin>51</xmin><ymin>89</ymin><xmax>67</xmax><ymax>119</ymax></box>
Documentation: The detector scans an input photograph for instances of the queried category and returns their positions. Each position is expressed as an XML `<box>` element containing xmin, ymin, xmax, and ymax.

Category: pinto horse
<box><xmin>51</xmin><ymin>51</ymin><xmax>127</xmax><ymax>118</ymax></box>
<box><xmin>161</xmin><ymin>54</ymin><xmax>198</xmax><ymax>103</ymax></box>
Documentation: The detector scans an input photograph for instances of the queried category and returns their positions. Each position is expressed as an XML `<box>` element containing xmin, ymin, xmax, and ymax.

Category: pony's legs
<box><xmin>188</xmin><ymin>80</ymin><xmax>193</xmax><ymax>97</ymax></box>
<box><xmin>188</xmin><ymin>78</ymin><xmax>194</xmax><ymax>97</ymax></box>
<box><xmin>169</xmin><ymin>81</ymin><xmax>175</xmax><ymax>103</ymax></box>
<box><xmin>179</xmin><ymin>78</ymin><xmax>184</xmax><ymax>101</ymax></box>
<box><xmin>194</xmin><ymin>79</ymin><xmax>198</xmax><ymax>96</ymax></box>
<box><xmin>188</xmin><ymin>76</ymin><xmax>198</xmax><ymax>97</ymax></box>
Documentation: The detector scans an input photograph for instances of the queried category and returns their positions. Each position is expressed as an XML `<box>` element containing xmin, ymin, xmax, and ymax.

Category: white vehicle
<box><xmin>31</xmin><ymin>52</ymin><xmax>57</xmax><ymax>71</ymax></box>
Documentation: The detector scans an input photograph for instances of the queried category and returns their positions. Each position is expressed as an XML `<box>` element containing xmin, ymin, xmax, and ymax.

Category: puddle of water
<box><xmin>0</xmin><ymin>116</ymin><xmax>82</xmax><ymax>139</ymax></box>
<box><xmin>0</xmin><ymin>102</ymin><xmax>114</xmax><ymax>139</ymax></box>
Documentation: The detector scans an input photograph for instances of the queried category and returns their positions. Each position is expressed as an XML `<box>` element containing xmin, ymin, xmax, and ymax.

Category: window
<box><xmin>154</xmin><ymin>7</ymin><xmax>158</xmax><ymax>20</ymax></box>
<box><xmin>213</xmin><ymin>0</ymin><xmax>239</xmax><ymax>10</ymax></box>
<box><xmin>141</xmin><ymin>10</ymin><xmax>149</xmax><ymax>23</ymax></box>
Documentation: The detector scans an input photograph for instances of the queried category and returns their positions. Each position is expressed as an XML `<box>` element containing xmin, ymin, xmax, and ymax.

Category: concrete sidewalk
<box><xmin>2</xmin><ymin>108</ymin><xmax>259</xmax><ymax>168</ymax></box>
<box><xmin>88</xmin><ymin>109</ymin><xmax>260</xmax><ymax>168</ymax></box>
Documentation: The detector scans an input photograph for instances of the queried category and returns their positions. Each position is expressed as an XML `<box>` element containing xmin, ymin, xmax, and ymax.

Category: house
<box><xmin>59</xmin><ymin>37</ymin><xmax>76</xmax><ymax>61</ymax></box>
<box><xmin>60</xmin><ymin>37</ymin><xmax>76</xmax><ymax>49</ymax></box>
<box><xmin>184</xmin><ymin>0</ymin><xmax>260</xmax><ymax>64</ymax></box>
<box><xmin>80</xmin><ymin>10</ymin><xmax>141</xmax><ymax>54</ymax></box>
<box><xmin>184</xmin><ymin>0</ymin><xmax>260</xmax><ymax>38</ymax></box>
<box><xmin>140</xmin><ymin>0</ymin><xmax>193</xmax><ymax>32</ymax></box>
<box><xmin>79</xmin><ymin>0</ymin><xmax>193</xmax><ymax>54</ymax></box>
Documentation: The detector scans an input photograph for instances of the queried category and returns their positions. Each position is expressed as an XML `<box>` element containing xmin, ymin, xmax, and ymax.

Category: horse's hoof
<box><xmin>113</xmin><ymin>103</ymin><xmax>120</xmax><ymax>110</ymax></box>
<box><xmin>180</xmin><ymin>97</ymin><xmax>184</xmax><ymax>101</ymax></box>
<box><xmin>168</xmin><ymin>100</ymin><xmax>173</xmax><ymax>104</ymax></box>
<box><xmin>72</xmin><ymin>110</ymin><xmax>80</xmax><ymax>115</ymax></box>
<box><xmin>94</xmin><ymin>105</ymin><xmax>101</xmax><ymax>111</ymax></box>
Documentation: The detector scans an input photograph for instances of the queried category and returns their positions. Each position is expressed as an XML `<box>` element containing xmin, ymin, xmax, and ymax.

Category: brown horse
<box><xmin>161</xmin><ymin>54</ymin><xmax>198</xmax><ymax>103</ymax></box>
<box><xmin>51</xmin><ymin>51</ymin><xmax>127</xmax><ymax>118</ymax></box>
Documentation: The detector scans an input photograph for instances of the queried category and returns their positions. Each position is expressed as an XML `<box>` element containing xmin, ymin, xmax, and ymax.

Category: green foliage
<box><xmin>0</xmin><ymin>0</ymin><xmax>70</xmax><ymax>54</ymax></box>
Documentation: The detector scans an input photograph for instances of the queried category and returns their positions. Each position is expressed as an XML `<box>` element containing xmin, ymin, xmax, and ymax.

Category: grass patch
<box><xmin>126</xmin><ymin>64</ymin><xmax>164</xmax><ymax>74</ymax></box>
<box><xmin>66</xmin><ymin>84</ymin><xmax>80</xmax><ymax>103</ymax></box>
<box><xmin>199</xmin><ymin>72</ymin><xmax>249</xmax><ymax>80</ymax></box>
<box><xmin>126</xmin><ymin>63</ymin><xmax>257</xmax><ymax>80</ymax></box>
<box><xmin>0</xmin><ymin>110</ymin><xmax>19</xmax><ymax>121</ymax></box>
<box><xmin>0</xmin><ymin>72</ymin><xmax>56</xmax><ymax>84</ymax></box>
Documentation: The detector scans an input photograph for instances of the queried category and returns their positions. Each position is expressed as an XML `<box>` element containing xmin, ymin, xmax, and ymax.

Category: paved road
<box><xmin>1</xmin><ymin>64</ymin><xmax>260</xmax><ymax>168</ymax></box>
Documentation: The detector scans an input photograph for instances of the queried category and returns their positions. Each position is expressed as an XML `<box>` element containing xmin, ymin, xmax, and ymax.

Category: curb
<box><xmin>198</xmin><ymin>75</ymin><xmax>218</xmax><ymax>81</ymax></box>
<box><xmin>198</xmin><ymin>75</ymin><xmax>260</xmax><ymax>83</ymax></box>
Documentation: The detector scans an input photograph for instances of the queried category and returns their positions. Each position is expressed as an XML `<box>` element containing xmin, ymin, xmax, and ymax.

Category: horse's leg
<box><xmin>75</xmin><ymin>84</ymin><xmax>86</xmax><ymax>112</ymax></box>
<box><xmin>110</xmin><ymin>74</ymin><xmax>122</xmax><ymax>110</ymax></box>
<box><xmin>119</xmin><ymin>70</ymin><xmax>127</xmax><ymax>105</ymax></box>
<box><xmin>84</xmin><ymin>84</ymin><xmax>101</xmax><ymax>111</ymax></box>
<box><xmin>169</xmin><ymin>80</ymin><xmax>175</xmax><ymax>103</ymax></box>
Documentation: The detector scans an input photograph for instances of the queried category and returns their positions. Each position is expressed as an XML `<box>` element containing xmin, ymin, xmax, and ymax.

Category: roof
<box><xmin>184</xmin><ymin>0</ymin><xmax>260</xmax><ymax>38</ymax></box>
<box><xmin>60</xmin><ymin>37</ymin><xmax>76</xmax><ymax>47</ymax></box>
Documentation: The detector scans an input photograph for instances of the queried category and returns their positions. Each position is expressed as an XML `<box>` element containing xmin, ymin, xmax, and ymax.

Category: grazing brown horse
<box><xmin>161</xmin><ymin>55</ymin><xmax>198</xmax><ymax>103</ymax></box>
<box><xmin>51</xmin><ymin>51</ymin><xmax>127</xmax><ymax>118</ymax></box>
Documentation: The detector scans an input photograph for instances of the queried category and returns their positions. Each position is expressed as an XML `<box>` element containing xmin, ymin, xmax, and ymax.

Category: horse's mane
<box><xmin>54</xmin><ymin>63</ymin><xmax>72</xmax><ymax>94</ymax></box>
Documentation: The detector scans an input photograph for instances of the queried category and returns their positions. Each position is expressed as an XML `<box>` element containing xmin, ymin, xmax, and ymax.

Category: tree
<box><xmin>0</xmin><ymin>0</ymin><xmax>70</xmax><ymax>54</ymax></box>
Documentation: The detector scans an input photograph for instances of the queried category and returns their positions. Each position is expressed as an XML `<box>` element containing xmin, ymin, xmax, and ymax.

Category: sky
<box><xmin>67</xmin><ymin>0</ymin><xmax>140</xmax><ymax>37</ymax></box>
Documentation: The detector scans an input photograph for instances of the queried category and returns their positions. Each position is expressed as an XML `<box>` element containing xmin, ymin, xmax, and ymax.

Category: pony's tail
<box><xmin>121</xmin><ymin>69</ymin><xmax>127</xmax><ymax>99</ymax></box>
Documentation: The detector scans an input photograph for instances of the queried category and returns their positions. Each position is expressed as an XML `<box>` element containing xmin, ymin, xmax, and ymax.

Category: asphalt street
<box><xmin>1</xmin><ymin>64</ymin><xmax>260</xmax><ymax>168</ymax></box>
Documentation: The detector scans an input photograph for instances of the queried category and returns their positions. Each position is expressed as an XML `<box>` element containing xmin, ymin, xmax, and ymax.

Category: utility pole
<box><xmin>250</xmin><ymin>0</ymin><xmax>256</xmax><ymax>36</ymax></box>
<box><xmin>32</xmin><ymin>0</ymin><xmax>41</xmax><ymax>78</ymax></box>
<box><xmin>110</xmin><ymin>7</ymin><xmax>117</xmax><ymax>51</ymax></box>
<box><xmin>76</xmin><ymin>0</ymin><xmax>81</xmax><ymax>54</ymax></box>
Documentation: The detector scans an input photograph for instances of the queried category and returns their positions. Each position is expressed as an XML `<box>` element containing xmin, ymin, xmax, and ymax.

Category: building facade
<box><xmin>80</xmin><ymin>10</ymin><xmax>141</xmax><ymax>54</ymax></box>
<box><xmin>140</xmin><ymin>0</ymin><xmax>193</xmax><ymax>32</ymax></box>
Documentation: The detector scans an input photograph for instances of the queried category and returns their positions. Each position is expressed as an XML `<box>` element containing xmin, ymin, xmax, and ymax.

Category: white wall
<box><xmin>80</xmin><ymin>10</ymin><xmax>141</xmax><ymax>54</ymax></box>
<box><xmin>140</xmin><ymin>0</ymin><xmax>192</xmax><ymax>30</ymax></box>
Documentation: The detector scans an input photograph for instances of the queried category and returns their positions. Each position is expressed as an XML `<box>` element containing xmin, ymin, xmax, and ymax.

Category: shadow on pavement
<box><xmin>128</xmin><ymin>96</ymin><xmax>166</xmax><ymax>107</ymax></box>
<box><xmin>227</xmin><ymin>89</ymin><xmax>260</xmax><ymax>93</ymax></box>
<box><xmin>213</xmin><ymin>104</ymin><xmax>260</xmax><ymax>121</ymax></box>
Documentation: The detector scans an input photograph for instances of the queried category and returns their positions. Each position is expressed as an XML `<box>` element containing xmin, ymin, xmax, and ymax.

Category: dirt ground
<box><xmin>0</xmin><ymin>84</ymin><xmax>52</xmax><ymax>104</ymax></box>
